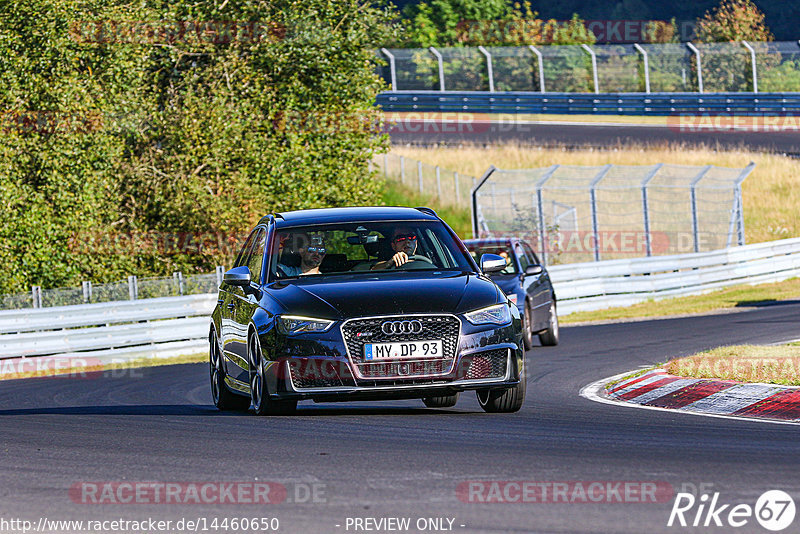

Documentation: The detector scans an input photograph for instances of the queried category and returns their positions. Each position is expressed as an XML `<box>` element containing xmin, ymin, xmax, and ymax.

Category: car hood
<box><xmin>265</xmin><ymin>271</ymin><xmax>502</xmax><ymax>319</ymax></box>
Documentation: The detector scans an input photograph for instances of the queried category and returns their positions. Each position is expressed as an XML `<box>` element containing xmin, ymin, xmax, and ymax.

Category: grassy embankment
<box><xmin>382</xmin><ymin>145</ymin><xmax>800</xmax><ymax>323</ymax></box>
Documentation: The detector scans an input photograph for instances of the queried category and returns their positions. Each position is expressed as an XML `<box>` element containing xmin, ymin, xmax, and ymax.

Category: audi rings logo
<box><xmin>381</xmin><ymin>320</ymin><xmax>423</xmax><ymax>335</ymax></box>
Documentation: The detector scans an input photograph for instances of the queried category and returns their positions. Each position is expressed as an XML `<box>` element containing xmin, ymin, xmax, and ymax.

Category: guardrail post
<box><xmin>435</xmin><ymin>166</ymin><xmax>442</xmax><ymax>199</ymax></box>
<box><xmin>128</xmin><ymin>275</ymin><xmax>138</xmax><ymax>300</ymax></box>
<box><xmin>477</xmin><ymin>46</ymin><xmax>494</xmax><ymax>92</ymax></box>
<box><xmin>581</xmin><ymin>44</ymin><xmax>599</xmax><ymax>94</ymax></box>
<box><xmin>686</xmin><ymin>42</ymin><xmax>703</xmax><ymax>93</ymax></box>
<box><xmin>528</xmin><ymin>45</ymin><xmax>545</xmax><ymax>93</ymax></box>
<box><xmin>429</xmin><ymin>47</ymin><xmax>445</xmax><ymax>92</ymax></box>
<box><xmin>741</xmin><ymin>41</ymin><xmax>758</xmax><ymax>93</ymax></box>
<box><xmin>82</xmin><ymin>281</ymin><xmax>92</xmax><ymax>304</ymax></box>
<box><xmin>215</xmin><ymin>265</ymin><xmax>224</xmax><ymax>286</ymax></box>
<box><xmin>641</xmin><ymin>164</ymin><xmax>663</xmax><ymax>256</ymax></box>
<box><xmin>31</xmin><ymin>286</ymin><xmax>42</xmax><ymax>308</ymax></box>
<box><xmin>471</xmin><ymin>166</ymin><xmax>497</xmax><ymax>239</ymax></box>
<box><xmin>535</xmin><ymin>165</ymin><xmax>559</xmax><ymax>265</ymax></box>
<box><xmin>454</xmin><ymin>172</ymin><xmax>460</xmax><ymax>205</ymax></box>
<box><xmin>417</xmin><ymin>160</ymin><xmax>424</xmax><ymax>193</ymax></box>
<box><xmin>633</xmin><ymin>43</ymin><xmax>651</xmax><ymax>94</ymax></box>
<box><xmin>590</xmin><ymin>165</ymin><xmax>613</xmax><ymax>261</ymax></box>
<box><xmin>690</xmin><ymin>165</ymin><xmax>713</xmax><ymax>253</ymax></box>
<box><xmin>400</xmin><ymin>155</ymin><xmax>405</xmax><ymax>184</ymax></box>
<box><xmin>380</xmin><ymin>48</ymin><xmax>397</xmax><ymax>91</ymax></box>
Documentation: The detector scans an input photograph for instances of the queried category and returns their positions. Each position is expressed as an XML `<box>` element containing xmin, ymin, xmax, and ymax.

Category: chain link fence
<box><xmin>380</xmin><ymin>41</ymin><xmax>800</xmax><ymax>93</ymax></box>
<box><xmin>2</xmin><ymin>269</ymin><xmax>224</xmax><ymax>310</ymax></box>
<box><xmin>373</xmin><ymin>152</ymin><xmax>479</xmax><ymax>208</ymax></box>
<box><xmin>473</xmin><ymin>162</ymin><xmax>754</xmax><ymax>265</ymax></box>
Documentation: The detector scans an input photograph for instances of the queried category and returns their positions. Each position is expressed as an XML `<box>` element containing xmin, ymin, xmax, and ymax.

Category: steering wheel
<box><xmin>385</xmin><ymin>255</ymin><xmax>434</xmax><ymax>269</ymax></box>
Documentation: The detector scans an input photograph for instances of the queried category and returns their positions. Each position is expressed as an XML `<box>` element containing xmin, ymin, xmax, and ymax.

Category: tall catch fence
<box><xmin>472</xmin><ymin>162</ymin><xmax>754</xmax><ymax>265</ymax></box>
<box><xmin>379</xmin><ymin>41</ymin><xmax>800</xmax><ymax>93</ymax></box>
<box><xmin>373</xmin><ymin>152</ymin><xmax>479</xmax><ymax>208</ymax></box>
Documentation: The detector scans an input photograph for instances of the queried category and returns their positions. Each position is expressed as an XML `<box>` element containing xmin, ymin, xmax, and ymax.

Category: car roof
<box><xmin>463</xmin><ymin>238</ymin><xmax>515</xmax><ymax>247</ymax></box>
<box><xmin>266</xmin><ymin>207</ymin><xmax>440</xmax><ymax>227</ymax></box>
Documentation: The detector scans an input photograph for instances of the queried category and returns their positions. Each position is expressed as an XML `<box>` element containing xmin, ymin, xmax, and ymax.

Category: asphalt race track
<box><xmin>388</xmin><ymin>119</ymin><xmax>800</xmax><ymax>154</ymax></box>
<box><xmin>2</xmin><ymin>302</ymin><xmax>800</xmax><ymax>533</ymax></box>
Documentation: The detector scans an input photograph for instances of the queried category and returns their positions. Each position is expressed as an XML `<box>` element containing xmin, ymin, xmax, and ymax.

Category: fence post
<box><xmin>368</xmin><ymin>159</ymin><xmax>374</xmax><ymax>173</ymax></box>
<box><xmin>478</xmin><ymin>46</ymin><xmax>494</xmax><ymax>92</ymax></box>
<box><xmin>454</xmin><ymin>172</ymin><xmax>460</xmax><ymax>205</ymax></box>
<box><xmin>728</xmin><ymin>162</ymin><xmax>755</xmax><ymax>246</ymax></box>
<box><xmin>435</xmin><ymin>166</ymin><xmax>442</xmax><ymax>199</ymax></box>
<box><xmin>216</xmin><ymin>265</ymin><xmax>224</xmax><ymax>286</ymax></box>
<box><xmin>535</xmin><ymin>165</ymin><xmax>559</xmax><ymax>265</ymax></box>
<box><xmin>528</xmin><ymin>45</ymin><xmax>545</xmax><ymax>93</ymax></box>
<box><xmin>383</xmin><ymin>153</ymin><xmax>388</xmax><ymax>178</ymax></box>
<box><xmin>741</xmin><ymin>41</ymin><xmax>758</xmax><ymax>93</ymax></box>
<box><xmin>633</xmin><ymin>43</ymin><xmax>651</xmax><ymax>94</ymax></box>
<box><xmin>400</xmin><ymin>155</ymin><xmax>405</xmax><ymax>184</ymax></box>
<box><xmin>82</xmin><ymin>281</ymin><xmax>92</xmax><ymax>304</ymax></box>
<box><xmin>686</xmin><ymin>42</ymin><xmax>703</xmax><ymax>93</ymax></box>
<box><xmin>31</xmin><ymin>286</ymin><xmax>42</xmax><ymax>308</ymax></box>
<box><xmin>380</xmin><ymin>48</ymin><xmax>397</xmax><ymax>91</ymax></box>
<box><xmin>471</xmin><ymin>166</ymin><xmax>497</xmax><ymax>239</ymax></box>
<box><xmin>641</xmin><ymin>163</ymin><xmax>663</xmax><ymax>257</ymax></box>
<box><xmin>429</xmin><ymin>47</ymin><xmax>445</xmax><ymax>92</ymax></box>
<box><xmin>581</xmin><ymin>44</ymin><xmax>599</xmax><ymax>94</ymax></box>
<box><xmin>590</xmin><ymin>165</ymin><xmax>613</xmax><ymax>261</ymax></box>
<box><xmin>128</xmin><ymin>275</ymin><xmax>138</xmax><ymax>300</ymax></box>
<box><xmin>418</xmin><ymin>160</ymin><xmax>424</xmax><ymax>194</ymax></box>
<box><xmin>174</xmin><ymin>271</ymin><xmax>185</xmax><ymax>295</ymax></box>
<box><xmin>690</xmin><ymin>165</ymin><xmax>713</xmax><ymax>253</ymax></box>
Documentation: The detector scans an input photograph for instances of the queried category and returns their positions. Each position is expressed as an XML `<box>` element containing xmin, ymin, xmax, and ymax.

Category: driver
<box><xmin>278</xmin><ymin>233</ymin><xmax>326</xmax><ymax>276</ymax></box>
<box><xmin>372</xmin><ymin>227</ymin><xmax>419</xmax><ymax>270</ymax></box>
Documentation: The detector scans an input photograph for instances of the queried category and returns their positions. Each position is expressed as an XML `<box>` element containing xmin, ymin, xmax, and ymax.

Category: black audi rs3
<box><xmin>209</xmin><ymin>207</ymin><xmax>526</xmax><ymax>415</ymax></box>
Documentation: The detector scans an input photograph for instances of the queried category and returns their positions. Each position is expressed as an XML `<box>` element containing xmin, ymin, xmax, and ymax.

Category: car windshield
<box><xmin>466</xmin><ymin>245</ymin><xmax>517</xmax><ymax>275</ymax></box>
<box><xmin>269</xmin><ymin>221</ymin><xmax>474</xmax><ymax>280</ymax></box>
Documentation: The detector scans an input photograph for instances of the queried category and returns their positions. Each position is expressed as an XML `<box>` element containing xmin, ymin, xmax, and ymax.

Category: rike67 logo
<box><xmin>668</xmin><ymin>490</ymin><xmax>796</xmax><ymax>531</ymax></box>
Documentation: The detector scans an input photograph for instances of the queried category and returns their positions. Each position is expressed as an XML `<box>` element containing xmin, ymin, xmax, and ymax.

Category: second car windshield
<box><xmin>269</xmin><ymin>221</ymin><xmax>473</xmax><ymax>280</ymax></box>
<box><xmin>467</xmin><ymin>246</ymin><xmax>517</xmax><ymax>275</ymax></box>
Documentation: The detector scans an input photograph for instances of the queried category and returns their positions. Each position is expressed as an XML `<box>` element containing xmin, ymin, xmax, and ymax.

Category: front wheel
<box><xmin>538</xmin><ymin>302</ymin><xmax>559</xmax><ymax>346</ymax></box>
<box><xmin>249</xmin><ymin>334</ymin><xmax>297</xmax><ymax>416</ymax></box>
<box><xmin>422</xmin><ymin>393</ymin><xmax>459</xmax><ymax>408</ymax></box>
<box><xmin>210</xmin><ymin>330</ymin><xmax>250</xmax><ymax>412</ymax></box>
<box><xmin>522</xmin><ymin>301</ymin><xmax>534</xmax><ymax>351</ymax></box>
<box><xmin>477</xmin><ymin>360</ymin><xmax>526</xmax><ymax>413</ymax></box>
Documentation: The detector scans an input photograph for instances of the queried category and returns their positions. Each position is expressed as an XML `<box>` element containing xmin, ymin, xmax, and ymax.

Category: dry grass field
<box><xmin>390</xmin><ymin>144</ymin><xmax>800</xmax><ymax>245</ymax></box>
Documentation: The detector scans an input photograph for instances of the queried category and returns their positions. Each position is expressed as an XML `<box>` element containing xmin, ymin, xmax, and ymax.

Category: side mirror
<box><xmin>223</xmin><ymin>266</ymin><xmax>252</xmax><ymax>286</ymax></box>
<box><xmin>525</xmin><ymin>265</ymin><xmax>543</xmax><ymax>276</ymax></box>
<box><xmin>480</xmin><ymin>253</ymin><xmax>506</xmax><ymax>273</ymax></box>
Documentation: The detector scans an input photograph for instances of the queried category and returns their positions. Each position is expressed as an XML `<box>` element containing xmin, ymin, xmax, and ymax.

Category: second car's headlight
<box><xmin>464</xmin><ymin>304</ymin><xmax>512</xmax><ymax>326</ymax></box>
<box><xmin>276</xmin><ymin>315</ymin><xmax>334</xmax><ymax>335</ymax></box>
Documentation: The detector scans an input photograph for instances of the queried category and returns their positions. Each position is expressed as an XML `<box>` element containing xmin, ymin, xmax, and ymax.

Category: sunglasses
<box><xmin>393</xmin><ymin>234</ymin><xmax>417</xmax><ymax>243</ymax></box>
<box><xmin>306</xmin><ymin>246</ymin><xmax>326</xmax><ymax>254</ymax></box>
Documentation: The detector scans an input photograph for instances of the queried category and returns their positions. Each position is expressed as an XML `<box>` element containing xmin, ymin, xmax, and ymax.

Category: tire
<box><xmin>476</xmin><ymin>360</ymin><xmax>526</xmax><ymax>413</ymax></box>
<box><xmin>422</xmin><ymin>393</ymin><xmax>459</xmax><ymax>408</ymax></box>
<box><xmin>538</xmin><ymin>301</ymin><xmax>559</xmax><ymax>347</ymax></box>
<box><xmin>522</xmin><ymin>301</ymin><xmax>534</xmax><ymax>351</ymax></box>
<box><xmin>249</xmin><ymin>334</ymin><xmax>297</xmax><ymax>416</ymax></box>
<box><xmin>209</xmin><ymin>330</ymin><xmax>250</xmax><ymax>412</ymax></box>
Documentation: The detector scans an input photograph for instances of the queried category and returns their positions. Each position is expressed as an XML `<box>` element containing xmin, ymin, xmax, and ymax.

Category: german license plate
<box><xmin>364</xmin><ymin>340</ymin><xmax>443</xmax><ymax>361</ymax></box>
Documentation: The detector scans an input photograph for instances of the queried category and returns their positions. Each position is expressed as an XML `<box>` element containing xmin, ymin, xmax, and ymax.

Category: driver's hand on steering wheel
<box><xmin>390</xmin><ymin>251</ymin><xmax>410</xmax><ymax>267</ymax></box>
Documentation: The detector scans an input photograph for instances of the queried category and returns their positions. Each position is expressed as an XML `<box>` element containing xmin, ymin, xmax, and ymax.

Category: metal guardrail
<box><xmin>0</xmin><ymin>294</ymin><xmax>216</xmax><ymax>361</ymax></box>
<box><xmin>549</xmin><ymin>237</ymin><xmax>800</xmax><ymax>315</ymax></box>
<box><xmin>377</xmin><ymin>92</ymin><xmax>800</xmax><ymax>115</ymax></box>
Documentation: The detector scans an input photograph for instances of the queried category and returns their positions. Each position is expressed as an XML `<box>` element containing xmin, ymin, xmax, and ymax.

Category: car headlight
<box><xmin>276</xmin><ymin>315</ymin><xmax>334</xmax><ymax>335</ymax></box>
<box><xmin>464</xmin><ymin>304</ymin><xmax>512</xmax><ymax>326</ymax></box>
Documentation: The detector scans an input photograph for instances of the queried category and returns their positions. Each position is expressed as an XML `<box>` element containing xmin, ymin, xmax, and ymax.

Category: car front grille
<box><xmin>463</xmin><ymin>349</ymin><xmax>508</xmax><ymax>380</ymax></box>
<box><xmin>341</xmin><ymin>315</ymin><xmax>460</xmax><ymax>380</ymax></box>
<box><xmin>287</xmin><ymin>358</ymin><xmax>355</xmax><ymax>389</ymax></box>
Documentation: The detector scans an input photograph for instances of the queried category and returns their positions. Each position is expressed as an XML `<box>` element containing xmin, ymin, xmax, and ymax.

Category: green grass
<box><xmin>380</xmin><ymin>179</ymin><xmax>472</xmax><ymax>239</ymax></box>
<box><xmin>562</xmin><ymin>277</ymin><xmax>800</xmax><ymax>324</ymax></box>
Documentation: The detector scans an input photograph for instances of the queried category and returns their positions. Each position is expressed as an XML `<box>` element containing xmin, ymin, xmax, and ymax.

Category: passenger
<box><xmin>278</xmin><ymin>233</ymin><xmax>326</xmax><ymax>276</ymax></box>
<box><xmin>372</xmin><ymin>227</ymin><xmax>419</xmax><ymax>270</ymax></box>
